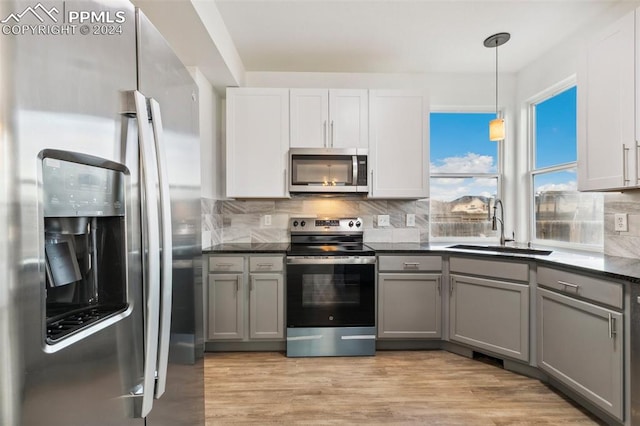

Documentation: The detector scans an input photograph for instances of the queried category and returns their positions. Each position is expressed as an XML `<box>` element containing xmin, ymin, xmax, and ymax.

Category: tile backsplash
<box><xmin>204</xmin><ymin>192</ymin><xmax>640</xmax><ymax>259</ymax></box>
<box><xmin>604</xmin><ymin>191</ymin><xmax>640</xmax><ymax>259</ymax></box>
<box><xmin>201</xmin><ymin>197</ymin><xmax>429</xmax><ymax>246</ymax></box>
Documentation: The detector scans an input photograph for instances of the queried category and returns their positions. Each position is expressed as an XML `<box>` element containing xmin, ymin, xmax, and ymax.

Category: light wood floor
<box><xmin>204</xmin><ymin>350</ymin><xmax>604</xmax><ymax>425</ymax></box>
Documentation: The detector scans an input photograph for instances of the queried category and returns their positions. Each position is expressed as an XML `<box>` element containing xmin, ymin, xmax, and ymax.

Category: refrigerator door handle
<box><xmin>148</xmin><ymin>98</ymin><xmax>173</xmax><ymax>399</ymax></box>
<box><xmin>133</xmin><ymin>90</ymin><xmax>161</xmax><ymax>418</ymax></box>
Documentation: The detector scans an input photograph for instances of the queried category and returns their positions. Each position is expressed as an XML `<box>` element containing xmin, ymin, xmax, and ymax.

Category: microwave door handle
<box><xmin>352</xmin><ymin>156</ymin><xmax>358</xmax><ymax>186</ymax></box>
<box><xmin>133</xmin><ymin>91</ymin><xmax>161</xmax><ymax>419</ymax></box>
<box><xmin>149</xmin><ymin>98</ymin><xmax>173</xmax><ymax>400</ymax></box>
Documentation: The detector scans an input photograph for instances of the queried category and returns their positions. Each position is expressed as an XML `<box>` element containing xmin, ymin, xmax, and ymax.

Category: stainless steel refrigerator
<box><xmin>0</xmin><ymin>1</ymin><xmax>204</xmax><ymax>425</ymax></box>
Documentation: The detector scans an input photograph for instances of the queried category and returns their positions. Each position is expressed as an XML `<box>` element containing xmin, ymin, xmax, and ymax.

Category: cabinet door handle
<box><xmin>236</xmin><ymin>276</ymin><xmax>241</xmax><ymax>294</ymax></box>
<box><xmin>558</xmin><ymin>280</ymin><xmax>579</xmax><ymax>292</ymax></box>
<box><xmin>608</xmin><ymin>313</ymin><xmax>617</xmax><ymax>339</ymax></box>
<box><xmin>636</xmin><ymin>141</ymin><xmax>639</xmax><ymax>185</ymax></box>
<box><xmin>330</xmin><ymin>120</ymin><xmax>334</xmax><ymax>147</ymax></box>
<box><xmin>437</xmin><ymin>277</ymin><xmax>441</xmax><ymax>295</ymax></box>
<box><xmin>449</xmin><ymin>278</ymin><xmax>454</xmax><ymax>296</ymax></box>
<box><xmin>250</xmin><ymin>277</ymin><xmax>254</xmax><ymax>292</ymax></box>
<box><xmin>323</xmin><ymin>120</ymin><xmax>327</xmax><ymax>147</ymax></box>
<box><xmin>623</xmin><ymin>144</ymin><xmax>630</xmax><ymax>185</ymax></box>
<box><xmin>284</xmin><ymin>169</ymin><xmax>287</xmax><ymax>194</ymax></box>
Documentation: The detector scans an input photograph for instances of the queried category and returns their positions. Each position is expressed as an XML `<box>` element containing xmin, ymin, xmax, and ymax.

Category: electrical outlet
<box><xmin>377</xmin><ymin>215</ymin><xmax>390</xmax><ymax>227</ymax></box>
<box><xmin>263</xmin><ymin>215</ymin><xmax>272</xmax><ymax>226</ymax></box>
<box><xmin>614</xmin><ymin>213</ymin><xmax>628</xmax><ymax>232</ymax></box>
<box><xmin>406</xmin><ymin>214</ymin><xmax>415</xmax><ymax>227</ymax></box>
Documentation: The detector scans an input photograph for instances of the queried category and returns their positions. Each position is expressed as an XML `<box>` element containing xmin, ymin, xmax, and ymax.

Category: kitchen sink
<box><xmin>447</xmin><ymin>244</ymin><xmax>553</xmax><ymax>256</ymax></box>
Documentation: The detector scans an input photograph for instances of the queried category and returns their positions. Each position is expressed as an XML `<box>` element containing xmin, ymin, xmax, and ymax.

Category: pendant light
<box><xmin>484</xmin><ymin>32</ymin><xmax>510</xmax><ymax>141</ymax></box>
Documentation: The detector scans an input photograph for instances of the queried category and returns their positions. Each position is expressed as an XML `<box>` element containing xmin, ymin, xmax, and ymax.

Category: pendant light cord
<box><xmin>495</xmin><ymin>40</ymin><xmax>499</xmax><ymax>119</ymax></box>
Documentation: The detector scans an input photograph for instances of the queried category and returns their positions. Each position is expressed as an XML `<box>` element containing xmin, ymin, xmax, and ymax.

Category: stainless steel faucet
<box><xmin>490</xmin><ymin>198</ymin><xmax>514</xmax><ymax>246</ymax></box>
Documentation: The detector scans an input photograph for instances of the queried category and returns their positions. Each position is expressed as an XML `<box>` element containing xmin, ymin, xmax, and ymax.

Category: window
<box><xmin>530</xmin><ymin>85</ymin><xmax>603</xmax><ymax>247</ymax></box>
<box><xmin>430</xmin><ymin>112</ymin><xmax>499</xmax><ymax>239</ymax></box>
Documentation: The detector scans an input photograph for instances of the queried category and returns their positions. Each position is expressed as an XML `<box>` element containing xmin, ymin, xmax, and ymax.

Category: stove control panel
<box><xmin>290</xmin><ymin>217</ymin><xmax>363</xmax><ymax>233</ymax></box>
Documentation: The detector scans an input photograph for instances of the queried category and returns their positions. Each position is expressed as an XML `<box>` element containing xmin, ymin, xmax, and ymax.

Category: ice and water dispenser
<box><xmin>42</xmin><ymin>152</ymin><xmax>129</xmax><ymax>344</ymax></box>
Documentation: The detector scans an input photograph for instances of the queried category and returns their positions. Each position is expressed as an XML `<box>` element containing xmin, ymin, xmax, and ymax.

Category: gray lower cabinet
<box><xmin>208</xmin><ymin>273</ymin><xmax>244</xmax><ymax>340</ymax></box>
<box><xmin>207</xmin><ymin>254</ymin><xmax>285</xmax><ymax>342</ymax></box>
<box><xmin>449</xmin><ymin>274</ymin><xmax>529</xmax><ymax>361</ymax></box>
<box><xmin>537</xmin><ymin>287</ymin><xmax>623</xmax><ymax>421</ymax></box>
<box><xmin>249</xmin><ymin>273</ymin><xmax>284</xmax><ymax>339</ymax></box>
<box><xmin>378</xmin><ymin>273</ymin><xmax>441</xmax><ymax>338</ymax></box>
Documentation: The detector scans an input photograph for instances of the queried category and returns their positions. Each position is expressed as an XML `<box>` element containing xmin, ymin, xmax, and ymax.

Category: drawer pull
<box><xmin>403</xmin><ymin>262</ymin><xmax>420</xmax><ymax>269</ymax></box>
<box><xmin>257</xmin><ymin>263</ymin><xmax>274</xmax><ymax>268</ymax></box>
<box><xmin>558</xmin><ymin>280</ymin><xmax>580</xmax><ymax>292</ymax></box>
<box><xmin>216</xmin><ymin>263</ymin><xmax>234</xmax><ymax>267</ymax></box>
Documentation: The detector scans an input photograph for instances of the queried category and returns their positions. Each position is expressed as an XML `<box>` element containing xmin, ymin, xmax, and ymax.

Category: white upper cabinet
<box><xmin>368</xmin><ymin>90</ymin><xmax>429</xmax><ymax>199</ymax></box>
<box><xmin>290</xmin><ymin>89</ymin><xmax>368</xmax><ymax>149</ymax></box>
<box><xmin>578</xmin><ymin>10</ymin><xmax>636</xmax><ymax>191</ymax></box>
<box><xmin>226</xmin><ymin>88</ymin><xmax>290</xmax><ymax>198</ymax></box>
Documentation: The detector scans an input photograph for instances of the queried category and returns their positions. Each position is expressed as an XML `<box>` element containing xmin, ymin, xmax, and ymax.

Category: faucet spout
<box><xmin>491</xmin><ymin>198</ymin><xmax>513</xmax><ymax>246</ymax></box>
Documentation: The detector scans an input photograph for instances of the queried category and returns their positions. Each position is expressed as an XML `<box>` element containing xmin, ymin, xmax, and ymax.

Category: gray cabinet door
<box><xmin>537</xmin><ymin>288</ymin><xmax>623</xmax><ymax>421</ymax></box>
<box><xmin>249</xmin><ymin>273</ymin><xmax>284</xmax><ymax>339</ymax></box>
<box><xmin>449</xmin><ymin>274</ymin><xmax>529</xmax><ymax>361</ymax></box>
<box><xmin>378</xmin><ymin>273</ymin><xmax>441</xmax><ymax>339</ymax></box>
<box><xmin>208</xmin><ymin>274</ymin><xmax>244</xmax><ymax>340</ymax></box>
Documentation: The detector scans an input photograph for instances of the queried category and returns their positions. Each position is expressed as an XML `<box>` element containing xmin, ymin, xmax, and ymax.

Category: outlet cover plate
<box><xmin>406</xmin><ymin>214</ymin><xmax>416</xmax><ymax>227</ymax></box>
<box><xmin>615</xmin><ymin>213</ymin><xmax>628</xmax><ymax>232</ymax></box>
<box><xmin>378</xmin><ymin>215</ymin><xmax>390</xmax><ymax>227</ymax></box>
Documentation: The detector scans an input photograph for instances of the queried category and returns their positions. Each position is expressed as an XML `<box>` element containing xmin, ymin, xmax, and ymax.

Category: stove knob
<box><xmin>348</xmin><ymin>221</ymin><xmax>354</xmax><ymax>227</ymax></box>
<box><xmin>300</xmin><ymin>220</ymin><xmax>306</xmax><ymax>227</ymax></box>
<box><xmin>293</xmin><ymin>220</ymin><xmax>299</xmax><ymax>227</ymax></box>
<box><xmin>355</xmin><ymin>221</ymin><xmax>361</xmax><ymax>227</ymax></box>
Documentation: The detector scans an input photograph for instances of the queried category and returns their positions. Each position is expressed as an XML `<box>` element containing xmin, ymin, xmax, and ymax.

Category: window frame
<box><xmin>527</xmin><ymin>79</ymin><xmax>602</xmax><ymax>251</ymax></box>
<box><xmin>429</xmin><ymin>107</ymin><xmax>504</xmax><ymax>242</ymax></box>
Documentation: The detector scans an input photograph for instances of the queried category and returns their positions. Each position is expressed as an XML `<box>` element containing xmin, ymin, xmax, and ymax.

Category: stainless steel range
<box><xmin>286</xmin><ymin>217</ymin><xmax>376</xmax><ymax>357</ymax></box>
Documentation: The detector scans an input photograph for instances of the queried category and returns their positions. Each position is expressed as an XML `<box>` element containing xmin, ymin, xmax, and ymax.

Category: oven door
<box><xmin>286</xmin><ymin>257</ymin><xmax>375</xmax><ymax>327</ymax></box>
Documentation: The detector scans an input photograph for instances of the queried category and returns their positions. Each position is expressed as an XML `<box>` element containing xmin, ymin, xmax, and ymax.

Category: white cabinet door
<box><xmin>449</xmin><ymin>274</ymin><xmax>529</xmax><ymax>361</ymax></box>
<box><xmin>290</xmin><ymin>89</ymin><xmax>329</xmax><ymax>148</ymax></box>
<box><xmin>537</xmin><ymin>288</ymin><xmax>623</xmax><ymax>421</ymax></box>
<box><xmin>578</xmin><ymin>10</ymin><xmax>636</xmax><ymax>191</ymax></box>
<box><xmin>249</xmin><ymin>273</ymin><xmax>284</xmax><ymax>339</ymax></box>
<box><xmin>369</xmin><ymin>90</ymin><xmax>429</xmax><ymax>199</ymax></box>
<box><xmin>290</xmin><ymin>89</ymin><xmax>368</xmax><ymax>149</ymax></box>
<box><xmin>226</xmin><ymin>88</ymin><xmax>289</xmax><ymax>198</ymax></box>
<box><xmin>329</xmin><ymin>89</ymin><xmax>368</xmax><ymax>149</ymax></box>
<box><xmin>378</xmin><ymin>273</ymin><xmax>441</xmax><ymax>339</ymax></box>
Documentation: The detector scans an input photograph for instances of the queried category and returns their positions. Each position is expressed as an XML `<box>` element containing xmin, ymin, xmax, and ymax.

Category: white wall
<box><xmin>189</xmin><ymin>67</ymin><xmax>223</xmax><ymax>200</ymax></box>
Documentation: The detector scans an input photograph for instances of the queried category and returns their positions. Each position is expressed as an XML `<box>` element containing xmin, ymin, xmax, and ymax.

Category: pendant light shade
<box><xmin>484</xmin><ymin>32</ymin><xmax>510</xmax><ymax>142</ymax></box>
<box><xmin>489</xmin><ymin>118</ymin><xmax>505</xmax><ymax>141</ymax></box>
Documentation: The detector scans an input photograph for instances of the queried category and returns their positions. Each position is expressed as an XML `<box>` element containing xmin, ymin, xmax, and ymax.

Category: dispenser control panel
<box><xmin>42</xmin><ymin>157</ymin><xmax>126</xmax><ymax>217</ymax></box>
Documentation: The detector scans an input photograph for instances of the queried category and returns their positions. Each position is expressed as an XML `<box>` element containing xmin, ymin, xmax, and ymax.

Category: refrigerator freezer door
<box><xmin>5</xmin><ymin>1</ymin><xmax>144</xmax><ymax>425</ymax></box>
<box><xmin>136</xmin><ymin>9</ymin><xmax>204</xmax><ymax>426</ymax></box>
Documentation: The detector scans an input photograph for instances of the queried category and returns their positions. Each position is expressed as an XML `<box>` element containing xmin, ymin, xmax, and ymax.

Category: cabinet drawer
<box><xmin>537</xmin><ymin>266</ymin><xmax>623</xmax><ymax>309</ymax></box>
<box><xmin>378</xmin><ymin>256</ymin><xmax>442</xmax><ymax>272</ymax></box>
<box><xmin>450</xmin><ymin>257</ymin><xmax>528</xmax><ymax>282</ymax></box>
<box><xmin>209</xmin><ymin>256</ymin><xmax>244</xmax><ymax>273</ymax></box>
<box><xmin>249</xmin><ymin>256</ymin><xmax>283</xmax><ymax>272</ymax></box>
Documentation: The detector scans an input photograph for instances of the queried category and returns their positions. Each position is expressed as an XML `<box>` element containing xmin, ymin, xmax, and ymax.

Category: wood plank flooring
<box><xmin>205</xmin><ymin>350</ymin><xmax>604</xmax><ymax>425</ymax></box>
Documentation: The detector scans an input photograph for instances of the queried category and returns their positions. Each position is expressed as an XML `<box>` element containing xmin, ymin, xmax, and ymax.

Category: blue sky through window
<box><xmin>430</xmin><ymin>112</ymin><xmax>497</xmax><ymax>174</ymax></box>
<box><xmin>535</xmin><ymin>86</ymin><xmax>577</xmax><ymax>169</ymax></box>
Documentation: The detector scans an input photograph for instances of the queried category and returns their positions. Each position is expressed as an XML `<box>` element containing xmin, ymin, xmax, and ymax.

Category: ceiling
<box><xmin>214</xmin><ymin>0</ymin><xmax>622</xmax><ymax>74</ymax></box>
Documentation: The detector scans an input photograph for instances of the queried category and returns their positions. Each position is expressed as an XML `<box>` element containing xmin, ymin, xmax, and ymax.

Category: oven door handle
<box><xmin>286</xmin><ymin>256</ymin><xmax>376</xmax><ymax>265</ymax></box>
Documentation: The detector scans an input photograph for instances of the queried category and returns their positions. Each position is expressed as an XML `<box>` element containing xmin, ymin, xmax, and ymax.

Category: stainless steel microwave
<box><xmin>289</xmin><ymin>148</ymin><xmax>369</xmax><ymax>193</ymax></box>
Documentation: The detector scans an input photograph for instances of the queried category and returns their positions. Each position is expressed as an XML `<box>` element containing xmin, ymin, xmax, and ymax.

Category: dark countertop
<box><xmin>202</xmin><ymin>243</ymin><xmax>290</xmax><ymax>254</ymax></box>
<box><xmin>367</xmin><ymin>242</ymin><xmax>640</xmax><ymax>283</ymax></box>
<box><xmin>203</xmin><ymin>242</ymin><xmax>640</xmax><ymax>283</ymax></box>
